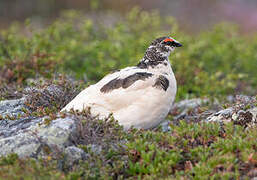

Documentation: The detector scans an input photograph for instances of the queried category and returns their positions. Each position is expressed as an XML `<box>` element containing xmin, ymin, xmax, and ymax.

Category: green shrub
<box><xmin>0</xmin><ymin>8</ymin><xmax>256</xmax><ymax>100</ymax></box>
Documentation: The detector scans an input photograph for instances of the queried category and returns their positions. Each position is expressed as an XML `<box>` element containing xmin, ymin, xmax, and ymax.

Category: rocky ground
<box><xmin>0</xmin><ymin>83</ymin><xmax>256</xmax><ymax>160</ymax></box>
<box><xmin>0</xmin><ymin>78</ymin><xmax>256</xmax><ymax>178</ymax></box>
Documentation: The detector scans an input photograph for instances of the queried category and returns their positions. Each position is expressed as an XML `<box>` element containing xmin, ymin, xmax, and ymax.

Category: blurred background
<box><xmin>0</xmin><ymin>0</ymin><xmax>256</xmax><ymax>100</ymax></box>
<box><xmin>1</xmin><ymin>0</ymin><xmax>257</xmax><ymax>33</ymax></box>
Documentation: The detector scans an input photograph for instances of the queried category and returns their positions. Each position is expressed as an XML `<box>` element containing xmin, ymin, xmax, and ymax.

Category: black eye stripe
<box><xmin>163</xmin><ymin>41</ymin><xmax>173</xmax><ymax>45</ymax></box>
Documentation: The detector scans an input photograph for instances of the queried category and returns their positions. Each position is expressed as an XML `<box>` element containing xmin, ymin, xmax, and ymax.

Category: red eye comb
<box><xmin>163</xmin><ymin>38</ymin><xmax>174</xmax><ymax>42</ymax></box>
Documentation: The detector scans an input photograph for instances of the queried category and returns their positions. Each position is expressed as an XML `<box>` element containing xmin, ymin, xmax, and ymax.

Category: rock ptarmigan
<box><xmin>61</xmin><ymin>36</ymin><xmax>182</xmax><ymax>130</ymax></box>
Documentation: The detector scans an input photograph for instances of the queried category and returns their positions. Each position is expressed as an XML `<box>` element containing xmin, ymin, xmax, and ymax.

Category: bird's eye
<box><xmin>163</xmin><ymin>41</ymin><xmax>173</xmax><ymax>46</ymax></box>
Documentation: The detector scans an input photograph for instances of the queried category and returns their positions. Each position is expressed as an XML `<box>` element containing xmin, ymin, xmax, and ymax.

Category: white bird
<box><xmin>61</xmin><ymin>36</ymin><xmax>182</xmax><ymax>130</ymax></box>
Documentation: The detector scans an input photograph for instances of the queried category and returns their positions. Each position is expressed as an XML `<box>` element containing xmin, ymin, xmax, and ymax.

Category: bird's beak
<box><xmin>174</xmin><ymin>41</ymin><xmax>182</xmax><ymax>47</ymax></box>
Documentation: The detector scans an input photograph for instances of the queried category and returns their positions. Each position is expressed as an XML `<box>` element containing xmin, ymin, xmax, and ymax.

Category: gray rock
<box><xmin>226</xmin><ymin>95</ymin><xmax>234</xmax><ymax>103</ymax></box>
<box><xmin>207</xmin><ymin>107</ymin><xmax>257</xmax><ymax>128</ymax></box>
<box><xmin>167</xmin><ymin>96</ymin><xmax>256</xmax><ymax>129</ymax></box>
<box><xmin>0</xmin><ymin>116</ymin><xmax>79</xmax><ymax>158</ymax></box>
<box><xmin>226</xmin><ymin>95</ymin><xmax>253</xmax><ymax>104</ymax></box>
<box><xmin>207</xmin><ymin>108</ymin><xmax>234</xmax><ymax>122</ymax></box>
<box><xmin>161</xmin><ymin>98</ymin><xmax>210</xmax><ymax>131</ymax></box>
<box><xmin>160</xmin><ymin>120</ymin><xmax>171</xmax><ymax>132</ymax></box>
<box><xmin>90</xmin><ymin>144</ymin><xmax>103</xmax><ymax>155</ymax></box>
<box><xmin>0</xmin><ymin>97</ymin><xmax>119</xmax><ymax>162</ymax></box>
<box><xmin>0</xmin><ymin>97</ymin><xmax>82</xmax><ymax>159</ymax></box>
<box><xmin>0</xmin><ymin>98</ymin><xmax>29</xmax><ymax>132</ymax></box>
<box><xmin>169</xmin><ymin>98</ymin><xmax>211</xmax><ymax>125</ymax></box>
<box><xmin>64</xmin><ymin>146</ymin><xmax>88</xmax><ymax>166</ymax></box>
<box><xmin>250</xmin><ymin>107</ymin><xmax>257</xmax><ymax>117</ymax></box>
<box><xmin>0</xmin><ymin>98</ymin><xmax>25</xmax><ymax>118</ymax></box>
<box><xmin>170</xmin><ymin>98</ymin><xmax>209</xmax><ymax>113</ymax></box>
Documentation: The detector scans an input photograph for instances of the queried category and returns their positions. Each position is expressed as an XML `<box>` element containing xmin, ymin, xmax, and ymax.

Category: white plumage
<box><xmin>61</xmin><ymin>36</ymin><xmax>182</xmax><ymax>130</ymax></box>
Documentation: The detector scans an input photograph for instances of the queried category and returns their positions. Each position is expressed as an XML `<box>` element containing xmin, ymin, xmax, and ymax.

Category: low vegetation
<box><xmin>0</xmin><ymin>8</ymin><xmax>256</xmax><ymax>179</ymax></box>
<box><xmin>0</xmin><ymin>8</ymin><xmax>256</xmax><ymax>100</ymax></box>
<box><xmin>0</xmin><ymin>119</ymin><xmax>256</xmax><ymax>179</ymax></box>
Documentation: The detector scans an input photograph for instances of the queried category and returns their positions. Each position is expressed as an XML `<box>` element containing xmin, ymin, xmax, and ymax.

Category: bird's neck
<box><xmin>137</xmin><ymin>47</ymin><xmax>173</xmax><ymax>74</ymax></box>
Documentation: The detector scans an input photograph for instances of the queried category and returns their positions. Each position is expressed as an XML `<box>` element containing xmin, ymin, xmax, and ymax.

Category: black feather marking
<box><xmin>153</xmin><ymin>75</ymin><xmax>169</xmax><ymax>91</ymax></box>
<box><xmin>137</xmin><ymin>46</ymin><xmax>168</xmax><ymax>69</ymax></box>
<box><xmin>100</xmin><ymin>78</ymin><xmax>123</xmax><ymax>93</ymax></box>
<box><xmin>122</xmin><ymin>72</ymin><xmax>153</xmax><ymax>88</ymax></box>
<box><xmin>100</xmin><ymin>72</ymin><xmax>153</xmax><ymax>93</ymax></box>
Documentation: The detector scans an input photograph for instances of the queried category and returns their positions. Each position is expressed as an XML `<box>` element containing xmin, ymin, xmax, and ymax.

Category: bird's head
<box><xmin>138</xmin><ymin>36</ymin><xmax>182</xmax><ymax>68</ymax></box>
<box><xmin>150</xmin><ymin>36</ymin><xmax>182</xmax><ymax>55</ymax></box>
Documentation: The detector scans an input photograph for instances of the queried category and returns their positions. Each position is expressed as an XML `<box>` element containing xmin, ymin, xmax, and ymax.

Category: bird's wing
<box><xmin>61</xmin><ymin>66</ymin><xmax>158</xmax><ymax>115</ymax></box>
